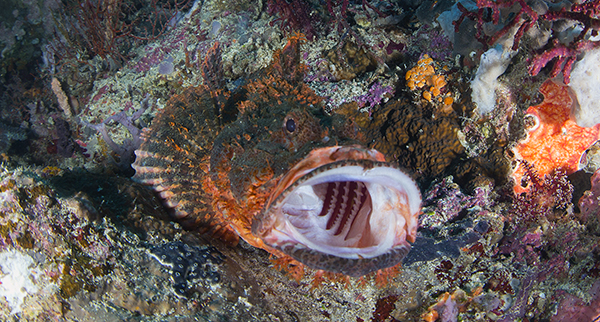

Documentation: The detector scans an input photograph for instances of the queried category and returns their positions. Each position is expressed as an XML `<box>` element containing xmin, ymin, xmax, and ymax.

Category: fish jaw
<box><xmin>252</xmin><ymin>145</ymin><xmax>421</xmax><ymax>277</ymax></box>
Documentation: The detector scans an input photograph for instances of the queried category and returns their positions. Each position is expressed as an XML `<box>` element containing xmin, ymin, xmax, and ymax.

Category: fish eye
<box><xmin>285</xmin><ymin>118</ymin><xmax>296</xmax><ymax>132</ymax></box>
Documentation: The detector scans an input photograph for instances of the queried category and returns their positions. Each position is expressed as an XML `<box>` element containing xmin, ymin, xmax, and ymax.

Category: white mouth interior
<box><xmin>269</xmin><ymin>165</ymin><xmax>420</xmax><ymax>259</ymax></box>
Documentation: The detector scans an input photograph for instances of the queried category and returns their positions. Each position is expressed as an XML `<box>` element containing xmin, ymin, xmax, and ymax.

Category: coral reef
<box><xmin>405</xmin><ymin>54</ymin><xmax>453</xmax><ymax>105</ymax></box>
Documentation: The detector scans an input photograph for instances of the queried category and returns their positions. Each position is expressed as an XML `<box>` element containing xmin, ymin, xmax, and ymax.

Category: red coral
<box><xmin>453</xmin><ymin>0</ymin><xmax>600</xmax><ymax>83</ymax></box>
<box><xmin>528</xmin><ymin>38</ymin><xmax>600</xmax><ymax>85</ymax></box>
<box><xmin>267</xmin><ymin>0</ymin><xmax>316</xmax><ymax>40</ymax></box>
<box><xmin>454</xmin><ymin>0</ymin><xmax>538</xmax><ymax>51</ymax></box>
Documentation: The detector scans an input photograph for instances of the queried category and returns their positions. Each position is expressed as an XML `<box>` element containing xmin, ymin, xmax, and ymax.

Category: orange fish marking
<box><xmin>513</xmin><ymin>80</ymin><xmax>600</xmax><ymax>193</ymax></box>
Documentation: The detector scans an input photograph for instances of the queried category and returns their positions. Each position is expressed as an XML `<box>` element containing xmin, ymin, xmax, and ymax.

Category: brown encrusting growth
<box><xmin>365</xmin><ymin>98</ymin><xmax>465</xmax><ymax>185</ymax></box>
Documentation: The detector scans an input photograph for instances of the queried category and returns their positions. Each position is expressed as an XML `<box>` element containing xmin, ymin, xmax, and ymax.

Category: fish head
<box><xmin>210</xmin><ymin>99</ymin><xmax>361</xmax><ymax>200</ymax></box>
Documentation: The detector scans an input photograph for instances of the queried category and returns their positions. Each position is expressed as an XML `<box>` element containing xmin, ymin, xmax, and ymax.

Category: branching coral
<box><xmin>454</xmin><ymin>0</ymin><xmax>600</xmax><ymax>83</ymax></box>
<box><xmin>267</xmin><ymin>0</ymin><xmax>316</xmax><ymax>39</ymax></box>
<box><xmin>453</xmin><ymin>0</ymin><xmax>538</xmax><ymax>51</ymax></box>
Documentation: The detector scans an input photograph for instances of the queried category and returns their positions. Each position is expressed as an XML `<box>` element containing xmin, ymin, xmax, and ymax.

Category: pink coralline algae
<box><xmin>130</xmin><ymin>27</ymin><xmax>188</xmax><ymax>73</ymax></box>
<box><xmin>421</xmin><ymin>176</ymin><xmax>492</xmax><ymax>229</ymax></box>
<box><xmin>550</xmin><ymin>280</ymin><xmax>600</xmax><ymax>322</ymax></box>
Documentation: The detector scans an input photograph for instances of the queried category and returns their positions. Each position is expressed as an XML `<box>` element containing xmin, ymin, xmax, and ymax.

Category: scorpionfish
<box><xmin>132</xmin><ymin>37</ymin><xmax>421</xmax><ymax>277</ymax></box>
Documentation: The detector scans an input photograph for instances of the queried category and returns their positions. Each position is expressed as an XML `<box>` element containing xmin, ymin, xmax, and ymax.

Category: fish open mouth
<box><xmin>252</xmin><ymin>146</ymin><xmax>421</xmax><ymax>277</ymax></box>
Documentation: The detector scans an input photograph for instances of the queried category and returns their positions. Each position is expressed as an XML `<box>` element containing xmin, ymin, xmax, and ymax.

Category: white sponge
<box><xmin>569</xmin><ymin>46</ymin><xmax>600</xmax><ymax>128</ymax></box>
<box><xmin>471</xmin><ymin>46</ymin><xmax>514</xmax><ymax>114</ymax></box>
<box><xmin>0</xmin><ymin>250</ymin><xmax>39</xmax><ymax>314</ymax></box>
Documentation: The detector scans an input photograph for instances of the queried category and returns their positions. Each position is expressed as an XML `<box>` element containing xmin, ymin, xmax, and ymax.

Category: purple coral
<box><xmin>354</xmin><ymin>81</ymin><xmax>394</xmax><ymax>110</ymax></box>
<box><xmin>84</xmin><ymin>95</ymin><xmax>152</xmax><ymax>174</ymax></box>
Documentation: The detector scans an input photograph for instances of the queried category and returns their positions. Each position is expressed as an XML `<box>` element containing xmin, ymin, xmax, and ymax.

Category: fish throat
<box><xmin>317</xmin><ymin>181</ymin><xmax>371</xmax><ymax>241</ymax></box>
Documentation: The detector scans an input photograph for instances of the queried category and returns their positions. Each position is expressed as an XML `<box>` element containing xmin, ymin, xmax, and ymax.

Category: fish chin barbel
<box><xmin>252</xmin><ymin>145</ymin><xmax>421</xmax><ymax>277</ymax></box>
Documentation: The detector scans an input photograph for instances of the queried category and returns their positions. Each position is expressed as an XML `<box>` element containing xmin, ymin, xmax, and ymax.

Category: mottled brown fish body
<box><xmin>133</xmin><ymin>78</ymin><xmax>421</xmax><ymax>277</ymax></box>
